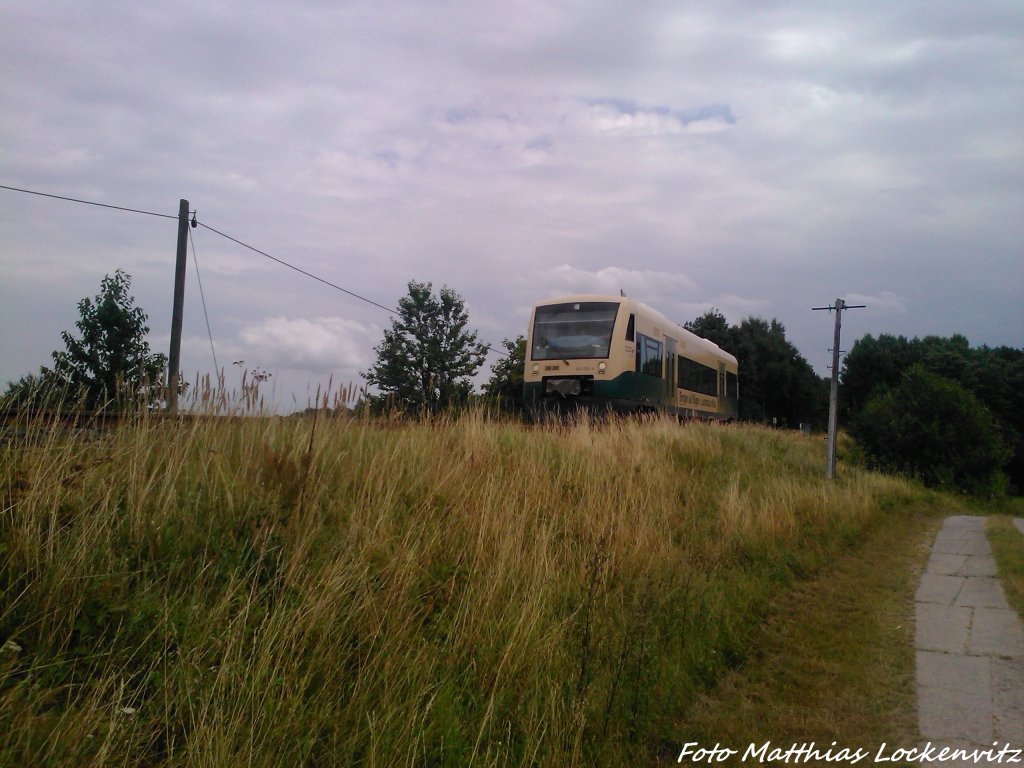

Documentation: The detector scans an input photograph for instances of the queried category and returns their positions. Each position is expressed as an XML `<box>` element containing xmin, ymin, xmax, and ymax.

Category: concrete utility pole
<box><xmin>167</xmin><ymin>199</ymin><xmax>189</xmax><ymax>414</ymax></box>
<box><xmin>813</xmin><ymin>298</ymin><xmax>865</xmax><ymax>479</ymax></box>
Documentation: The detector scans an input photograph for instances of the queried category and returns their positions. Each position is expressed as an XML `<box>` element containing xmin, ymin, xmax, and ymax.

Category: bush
<box><xmin>851</xmin><ymin>365</ymin><xmax>1010</xmax><ymax>494</ymax></box>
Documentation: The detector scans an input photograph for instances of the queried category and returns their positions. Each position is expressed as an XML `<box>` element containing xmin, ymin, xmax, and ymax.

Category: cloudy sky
<box><xmin>2</xmin><ymin>0</ymin><xmax>1022</xmax><ymax>410</ymax></box>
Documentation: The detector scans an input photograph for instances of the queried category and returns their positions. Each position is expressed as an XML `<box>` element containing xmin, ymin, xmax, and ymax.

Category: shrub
<box><xmin>851</xmin><ymin>365</ymin><xmax>1010</xmax><ymax>494</ymax></box>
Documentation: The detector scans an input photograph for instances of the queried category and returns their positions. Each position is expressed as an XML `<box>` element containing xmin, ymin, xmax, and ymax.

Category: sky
<box><xmin>2</xmin><ymin>0</ymin><xmax>1022</xmax><ymax>411</ymax></box>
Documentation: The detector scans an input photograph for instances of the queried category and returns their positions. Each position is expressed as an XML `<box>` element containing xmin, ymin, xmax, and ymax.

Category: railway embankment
<box><xmin>0</xmin><ymin>410</ymin><xmax>965</xmax><ymax>765</ymax></box>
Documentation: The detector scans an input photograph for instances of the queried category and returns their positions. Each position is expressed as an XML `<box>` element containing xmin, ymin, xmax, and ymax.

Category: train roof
<box><xmin>532</xmin><ymin>294</ymin><xmax>738</xmax><ymax>366</ymax></box>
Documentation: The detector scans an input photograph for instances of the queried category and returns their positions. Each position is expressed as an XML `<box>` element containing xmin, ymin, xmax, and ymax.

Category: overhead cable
<box><xmin>196</xmin><ymin>221</ymin><xmax>399</xmax><ymax>315</ymax></box>
<box><xmin>197</xmin><ymin>219</ymin><xmax>510</xmax><ymax>357</ymax></box>
<box><xmin>1</xmin><ymin>183</ymin><xmax>509</xmax><ymax>357</ymax></box>
<box><xmin>0</xmin><ymin>183</ymin><xmax>179</xmax><ymax>220</ymax></box>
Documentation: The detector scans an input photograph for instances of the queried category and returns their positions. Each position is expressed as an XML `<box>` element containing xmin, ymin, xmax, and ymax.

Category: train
<box><xmin>522</xmin><ymin>294</ymin><xmax>739</xmax><ymax>420</ymax></box>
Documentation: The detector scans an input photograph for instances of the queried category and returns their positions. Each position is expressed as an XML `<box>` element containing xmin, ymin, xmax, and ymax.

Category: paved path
<box><xmin>915</xmin><ymin>516</ymin><xmax>1024</xmax><ymax>764</ymax></box>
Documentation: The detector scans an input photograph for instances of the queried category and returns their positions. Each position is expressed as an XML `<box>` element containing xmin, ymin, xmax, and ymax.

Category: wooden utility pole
<box><xmin>813</xmin><ymin>298</ymin><xmax>865</xmax><ymax>479</ymax></box>
<box><xmin>167</xmin><ymin>199</ymin><xmax>189</xmax><ymax>414</ymax></box>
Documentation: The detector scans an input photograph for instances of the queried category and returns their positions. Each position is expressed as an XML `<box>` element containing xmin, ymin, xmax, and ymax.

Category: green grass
<box><xmin>987</xmin><ymin>515</ymin><xmax>1024</xmax><ymax>620</ymax></box>
<box><xmin>672</xmin><ymin>485</ymin><xmax>1024</xmax><ymax>767</ymax></box>
<box><xmin>0</xmin><ymin>409</ymin><xmax>934</xmax><ymax>766</ymax></box>
<box><xmin>666</xmin><ymin>493</ymin><xmax>949</xmax><ymax>765</ymax></box>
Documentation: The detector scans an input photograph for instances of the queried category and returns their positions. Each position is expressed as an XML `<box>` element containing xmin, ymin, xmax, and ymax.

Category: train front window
<box><xmin>532</xmin><ymin>302</ymin><xmax>619</xmax><ymax>360</ymax></box>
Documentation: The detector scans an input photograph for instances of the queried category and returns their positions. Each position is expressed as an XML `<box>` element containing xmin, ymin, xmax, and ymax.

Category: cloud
<box><xmin>2</xmin><ymin>0</ymin><xmax>1021</xmax><ymax>408</ymax></box>
<box><xmin>678</xmin><ymin>294</ymin><xmax>772</xmax><ymax>323</ymax></box>
<box><xmin>238</xmin><ymin>316</ymin><xmax>379</xmax><ymax>374</ymax></box>
<box><xmin>844</xmin><ymin>291</ymin><xmax>908</xmax><ymax>315</ymax></box>
<box><xmin>533</xmin><ymin>265</ymin><xmax>697</xmax><ymax>303</ymax></box>
<box><xmin>581</xmin><ymin>99</ymin><xmax>737</xmax><ymax>136</ymax></box>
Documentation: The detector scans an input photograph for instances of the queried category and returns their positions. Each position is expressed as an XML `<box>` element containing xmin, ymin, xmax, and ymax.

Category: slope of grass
<box><xmin>669</xmin><ymin>491</ymin><xmax>948</xmax><ymax>764</ymax></box>
<box><xmin>1</xmin><ymin>410</ymin><xmax>929</xmax><ymax>767</ymax></box>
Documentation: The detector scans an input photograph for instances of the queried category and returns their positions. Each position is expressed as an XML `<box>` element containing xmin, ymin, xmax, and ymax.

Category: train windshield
<box><xmin>531</xmin><ymin>302</ymin><xmax>619</xmax><ymax>360</ymax></box>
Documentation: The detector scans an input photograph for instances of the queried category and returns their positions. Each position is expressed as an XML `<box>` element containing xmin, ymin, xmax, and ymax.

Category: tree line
<box><xmin>841</xmin><ymin>334</ymin><xmax>1023</xmax><ymax>495</ymax></box>
<box><xmin>683</xmin><ymin>309</ymin><xmax>828</xmax><ymax>428</ymax></box>
<box><xmin>5</xmin><ymin>272</ymin><xmax>1019</xmax><ymax>496</ymax></box>
<box><xmin>681</xmin><ymin>318</ymin><xmax>1022</xmax><ymax>495</ymax></box>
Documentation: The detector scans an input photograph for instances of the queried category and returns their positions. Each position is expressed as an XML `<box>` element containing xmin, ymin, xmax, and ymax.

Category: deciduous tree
<box><xmin>730</xmin><ymin>318</ymin><xmax>823</xmax><ymax>427</ymax></box>
<box><xmin>40</xmin><ymin>270</ymin><xmax>166</xmax><ymax>409</ymax></box>
<box><xmin>363</xmin><ymin>281</ymin><xmax>487</xmax><ymax>414</ymax></box>
<box><xmin>482</xmin><ymin>335</ymin><xmax>526</xmax><ymax>410</ymax></box>
<box><xmin>842</xmin><ymin>333</ymin><xmax>1024</xmax><ymax>492</ymax></box>
<box><xmin>684</xmin><ymin>308</ymin><xmax>732</xmax><ymax>350</ymax></box>
<box><xmin>686</xmin><ymin>311</ymin><xmax>825</xmax><ymax>428</ymax></box>
<box><xmin>851</xmin><ymin>365</ymin><xmax>1009</xmax><ymax>494</ymax></box>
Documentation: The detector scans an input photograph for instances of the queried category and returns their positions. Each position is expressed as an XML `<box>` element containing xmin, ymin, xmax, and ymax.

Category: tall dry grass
<box><xmin>1</xmin><ymin>408</ymin><xmax>921</xmax><ymax>766</ymax></box>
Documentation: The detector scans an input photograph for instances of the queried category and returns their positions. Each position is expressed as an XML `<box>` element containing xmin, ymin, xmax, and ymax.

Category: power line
<box><xmin>187</xmin><ymin>224</ymin><xmax>219</xmax><ymax>375</ymax></box>
<box><xmin>2</xmin><ymin>182</ymin><xmax>509</xmax><ymax>357</ymax></box>
<box><xmin>195</xmin><ymin>220</ymin><xmax>510</xmax><ymax>357</ymax></box>
<box><xmin>195</xmin><ymin>221</ymin><xmax>399</xmax><ymax>316</ymax></box>
<box><xmin>0</xmin><ymin>183</ymin><xmax>397</xmax><ymax>314</ymax></box>
<box><xmin>0</xmin><ymin>183</ymin><xmax>179</xmax><ymax>220</ymax></box>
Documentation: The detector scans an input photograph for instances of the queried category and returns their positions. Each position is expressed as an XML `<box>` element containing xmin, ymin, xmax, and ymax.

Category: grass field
<box><xmin>1</xmin><ymin>409</ymin><xmax>939</xmax><ymax>766</ymax></box>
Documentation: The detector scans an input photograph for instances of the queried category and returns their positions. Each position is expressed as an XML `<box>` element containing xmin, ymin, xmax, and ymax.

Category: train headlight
<box><xmin>598</xmin><ymin>362</ymin><xmax>607</xmax><ymax>373</ymax></box>
<box><xmin>532</xmin><ymin>364</ymin><xmax>539</xmax><ymax>374</ymax></box>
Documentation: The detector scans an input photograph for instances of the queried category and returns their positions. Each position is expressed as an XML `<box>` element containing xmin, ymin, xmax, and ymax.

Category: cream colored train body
<box><xmin>523</xmin><ymin>295</ymin><xmax>739</xmax><ymax>419</ymax></box>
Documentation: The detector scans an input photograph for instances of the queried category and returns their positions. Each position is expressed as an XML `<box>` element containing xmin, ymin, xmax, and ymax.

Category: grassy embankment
<box><xmin>1</xmin><ymin>409</ymin><xmax>936</xmax><ymax>766</ymax></box>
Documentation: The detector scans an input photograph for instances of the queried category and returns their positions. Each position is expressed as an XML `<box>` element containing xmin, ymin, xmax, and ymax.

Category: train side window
<box><xmin>625</xmin><ymin>313</ymin><xmax>635</xmax><ymax>342</ymax></box>
<box><xmin>636</xmin><ymin>333</ymin><xmax>663</xmax><ymax>378</ymax></box>
<box><xmin>726</xmin><ymin>371</ymin><xmax>738</xmax><ymax>398</ymax></box>
<box><xmin>678</xmin><ymin>356</ymin><xmax>718</xmax><ymax>396</ymax></box>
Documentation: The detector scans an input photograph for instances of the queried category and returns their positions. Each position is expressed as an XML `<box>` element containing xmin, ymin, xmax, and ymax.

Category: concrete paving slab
<box><xmin>955</xmin><ymin>577</ymin><xmax>1010</xmax><ymax>610</ymax></box>
<box><xmin>926</xmin><ymin>552</ymin><xmax>969</xmax><ymax>575</ymax></box>
<box><xmin>969</xmin><ymin>608</ymin><xmax>1024</xmax><ymax>657</ymax></box>
<box><xmin>941</xmin><ymin>516</ymin><xmax>986</xmax><ymax>531</ymax></box>
<box><xmin>962</xmin><ymin>554</ymin><xmax>997</xmax><ymax>577</ymax></box>
<box><xmin>916</xmin><ymin>650</ymin><xmax>992</xmax><ymax>743</ymax></box>
<box><xmin>958</xmin><ymin>538</ymin><xmax>994</xmax><ymax>556</ymax></box>
<box><xmin>916</xmin><ymin>573</ymin><xmax>966</xmax><ymax>604</ymax></box>
<box><xmin>934</xmin><ymin>527</ymin><xmax>975</xmax><ymax>540</ymax></box>
<box><xmin>932</xmin><ymin>537</ymin><xmax>973</xmax><ymax>555</ymax></box>
<box><xmin>916</xmin><ymin>603</ymin><xmax>972</xmax><ymax>653</ymax></box>
<box><xmin>916</xmin><ymin>515</ymin><xmax>1024</xmax><ymax>752</ymax></box>
<box><xmin>1014</xmin><ymin>518</ymin><xmax>1024</xmax><ymax>536</ymax></box>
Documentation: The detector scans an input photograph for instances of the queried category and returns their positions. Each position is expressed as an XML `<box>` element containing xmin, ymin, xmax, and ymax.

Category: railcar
<box><xmin>522</xmin><ymin>294</ymin><xmax>739</xmax><ymax>419</ymax></box>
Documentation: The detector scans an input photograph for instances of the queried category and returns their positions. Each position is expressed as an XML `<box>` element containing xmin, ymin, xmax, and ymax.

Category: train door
<box><xmin>665</xmin><ymin>338</ymin><xmax>677</xmax><ymax>408</ymax></box>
